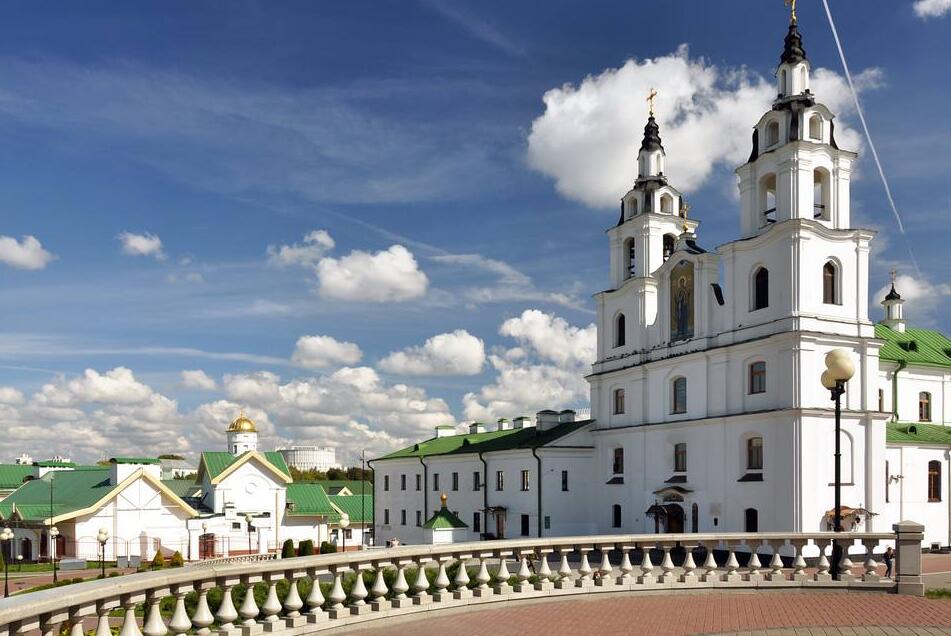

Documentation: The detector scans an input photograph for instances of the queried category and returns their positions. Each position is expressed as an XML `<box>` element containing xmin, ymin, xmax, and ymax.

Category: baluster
<box><xmin>143</xmin><ymin>591</ymin><xmax>168</xmax><ymax>636</ymax></box>
<box><xmin>261</xmin><ymin>575</ymin><xmax>282</xmax><ymax>623</ymax></box>
<box><xmin>680</xmin><ymin>544</ymin><xmax>698</xmax><ymax>583</ymax></box>
<box><xmin>452</xmin><ymin>554</ymin><xmax>473</xmax><ymax>599</ymax></box>
<box><xmin>816</xmin><ymin>542</ymin><xmax>832</xmax><ymax>582</ymax></box>
<box><xmin>305</xmin><ymin>568</ymin><xmax>327</xmax><ymax>621</ymax></box>
<box><xmin>412</xmin><ymin>559</ymin><xmax>432</xmax><ymax>605</ymax></box>
<box><xmin>369</xmin><ymin>563</ymin><xmax>390</xmax><ymax>610</ymax></box>
<box><xmin>767</xmin><ymin>541</ymin><xmax>785</xmax><ymax>582</ymax></box>
<box><xmin>494</xmin><ymin>552</ymin><xmax>513</xmax><ymax>595</ymax></box>
<box><xmin>390</xmin><ymin>561</ymin><xmax>411</xmax><ymax>607</ymax></box>
<box><xmin>535</xmin><ymin>549</ymin><xmax>553</xmax><ymax>591</ymax></box>
<box><xmin>701</xmin><ymin>544</ymin><xmax>719</xmax><ymax>583</ymax></box>
<box><xmin>169</xmin><ymin>589</ymin><xmax>192</xmax><ymax>636</ymax></box>
<box><xmin>746</xmin><ymin>542</ymin><xmax>763</xmax><ymax>582</ymax></box>
<box><xmin>348</xmin><ymin>567</ymin><xmax>370</xmax><ymax>616</ymax></box>
<box><xmin>215</xmin><ymin>582</ymin><xmax>239</xmax><ymax>631</ymax></box>
<box><xmin>554</xmin><ymin>548</ymin><xmax>573</xmax><ymax>590</ymax></box>
<box><xmin>576</xmin><ymin>547</ymin><xmax>593</xmax><ymax>588</ymax></box>
<box><xmin>837</xmin><ymin>538</ymin><xmax>854</xmax><ymax>581</ymax></box>
<box><xmin>723</xmin><ymin>543</ymin><xmax>741</xmax><ymax>582</ymax></box>
<box><xmin>119</xmin><ymin>597</ymin><xmax>143</xmax><ymax>636</ymax></box>
<box><xmin>616</xmin><ymin>545</ymin><xmax>634</xmax><ymax>586</ymax></box>
<box><xmin>472</xmin><ymin>555</ymin><xmax>492</xmax><ymax>598</ymax></box>
<box><xmin>326</xmin><ymin>568</ymin><xmax>347</xmax><ymax>618</ymax></box>
<box><xmin>862</xmin><ymin>540</ymin><xmax>880</xmax><ymax>582</ymax></box>
<box><xmin>514</xmin><ymin>552</ymin><xmax>532</xmax><ymax>593</ymax></box>
<box><xmin>283</xmin><ymin>572</ymin><xmax>304</xmax><ymax>624</ymax></box>
<box><xmin>434</xmin><ymin>557</ymin><xmax>453</xmax><ymax>601</ymax></box>
<box><xmin>39</xmin><ymin>613</ymin><xmax>60</xmax><ymax>636</ymax></box>
<box><xmin>68</xmin><ymin>609</ymin><xmax>88</xmax><ymax>636</ymax></box>
<box><xmin>191</xmin><ymin>584</ymin><xmax>215</xmax><ymax>634</ymax></box>
<box><xmin>239</xmin><ymin>576</ymin><xmax>261</xmax><ymax>625</ymax></box>
<box><xmin>637</xmin><ymin>544</ymin><xmax>655</xmax><ymax>585</ymax></box>
<box><xmin>791</xmin><ymin>540</ymin><xmax>808</xmax><ymax>582</ymax></box>
<box><xmin>658</xmin><ymin>544</ymin><xmax>676</xmax><ymax>584</ymax></box>
<box><xmin>594</xmin><ymin>546</ymin><xmax>614</xmax><ymax>588</ymax></box>
<box><xmin>96</xmin><ymin>602</ymin><xmax>114</xmax><ymax>636</ymax></box>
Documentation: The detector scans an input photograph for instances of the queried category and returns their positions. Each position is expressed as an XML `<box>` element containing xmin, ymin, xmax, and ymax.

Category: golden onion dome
<box><xmin>228</xmin><ymin>411</ymin><xmax>257</xmax><ymax>433</ymax></box>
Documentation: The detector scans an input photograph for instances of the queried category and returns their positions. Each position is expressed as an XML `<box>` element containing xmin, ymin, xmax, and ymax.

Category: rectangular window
<box><xmin>613</xmin><ymin>388</ymin><xmax>625</xmax><ymax>414</ymax></box>
<box><xmin>473</xmin><ymin>512</ymin><xmax>481</xmax><ymax>533</ymax></box>
<box><xmin>747</xmin><ymin>437</ymin><xmax>763</xmax><ymax>470</ymax></box>
<box><xmin>400</xmin><ymin>509</ymin><xmax>406</xmax><ymax>526</ymax></box>
<box><xmin>520</xmin><ymin>514</ymin><xmax>530</xmax><ymax>537</ymax></box>
<box><xmin>748</xmin><ymin>361</ymin><xmax>766</xmax><ymax>394</ymax></box>
<box><xmin>384</xmin><ymin>475</ymin><xmax>390</xmax><ymax>492</ymax></box>
<box><xmin>415</xmin><ymin>474</ymin><xmax>421</xmax><ymax>491</ymax></box>
<box><xmin>544</xmin><ymin>516</ymin><xmax>551</xmax><ymax>530</ymax></box>
<box><xmin>433</xmin><ymin>473</ymin><xmax>440</xmax><ymax>491</ymax></box>
<box><xmin>473</xmin><ymin>471</ymin><xmax>481</xmax><ymax>491</ymax></box>
<box><xmin>521</xmin><ymin>469</ymin><xmax>530</xmax><ymax>491</ymax></box>
<box><xmin>674</xmin><ymin>442</ymin><xmax>687</xmax><ymax>473</ymax></box>
<box><xmin>878</xmin><ymin>388</ymin><xmax>884</xmax><ymax>412</ymax></box>
<box><xmin>416</xmin><ymin>510</ymin><xmax>422</xmax><ymax>527</ymax></box>
<box><xmin>400</xmin><ymin>474</ymin><xmax>406</xmax><ymax>491</ymax></box>
<box><xmin>231</xmin><ymin>522</ymin><xmax>242</xmax><ymax>530</ymax></box>
<box><xmin>384</xmin><ymin>509</ymin><xmax>390</xmax><ymax>525</ymax></box>
<box><xmin>613</xmin><ymin>448</ymin><xmax>624</xmax><ymax>475</ymax></box>
<box><xmin>452</xmin><ymin>472</ymin><xmax>459</xmax><ymax>491</ymax></box>
<box><xmin>672</xmin><ymin>378</ymin><xmax>687</xmax><ymax>414</ymax></box>
<box><xmin>561</xmin><ymin>470</ymin><xmax>569</xmax><ymax>492</ymax></box>
<box><xmin>496</xmin><ymin>470</ymin><xmax>504</xmax><ymax>491</ymax></box>
<box><xmin>344</xmin><ymin>529</ymin><xmax>352</xmax><ymax>539</ymax></box>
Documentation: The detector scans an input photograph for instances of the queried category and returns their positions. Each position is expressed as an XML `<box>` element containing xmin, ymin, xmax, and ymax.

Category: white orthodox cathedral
<box><xmin>372</xmin><ymin>16</ymin><xmax>951</xmax><ymax>547</ymax></box>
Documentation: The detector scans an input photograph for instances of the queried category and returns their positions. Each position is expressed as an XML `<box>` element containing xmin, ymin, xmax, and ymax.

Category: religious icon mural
<box><xmin>670</xmin><ymin>260</ymin><xmax>694</xmax><ymax>341</ymax></box>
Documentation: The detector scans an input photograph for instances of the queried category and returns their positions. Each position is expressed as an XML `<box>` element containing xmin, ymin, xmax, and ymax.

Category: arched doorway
<box><xmin>663</xmin><ymin>504</ymin><xmax>685</xmax><ymax>533</ymax></box>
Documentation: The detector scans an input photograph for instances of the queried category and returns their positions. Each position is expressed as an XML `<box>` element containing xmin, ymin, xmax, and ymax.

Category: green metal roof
<box><xmin>423</xmin><ymin>506</ymin><xmax>467</xmax><ymax>530</ymax></box>
<box><xmin>110</xmin><ymin>457</ymin><xmax>161</xmax><ymax>465</ymax></box>
<box><xmin>877</xmin><ymin>324</ymin><xmax>951</xmax><ymax>369</ymax></box>
<box><xmin>161</xmin><ymin>479</ymin><xmax>202</xmax><ymax>499</ymax></box>
<box><xmin>33</xmin><ymin>461</ymin><xmax>76</xmax><ymax>468</ymax></box>
<box><xmin>285</xmin><ymin>483</ymin><xmax>339</xmax><ymax>519</ymax></box>
<box><xmin>199</xmin><ymin>451</ymin><xmax>291</xmax><ymax>481</ymax></box>
<box><xmin>887</xmin><ymin>421</ymin><xmax>951</xmax><ymax>445</ymax></box>
<box><xmin>328</xmin><ymin>494</ymin><xmax>373</xmax><ymax>523</ymax></box>
<box><xmin>0</xmin><ymin>469</ymin><xmax>113</xmax><ymax>521</ymax></box>
<box><xmin>296</xmin><ymin>479</ymin><xmax>371</xmax><ymax>495</ymax></box>
<box><xmin>0</xmin><ymin>465</ymin><xmax>34</xmax><ymax>490</ymax></box>
<box><xmin>377</xmin><ymin>420</ymin><xmax>591</xmax><ymax>460</ymax></box>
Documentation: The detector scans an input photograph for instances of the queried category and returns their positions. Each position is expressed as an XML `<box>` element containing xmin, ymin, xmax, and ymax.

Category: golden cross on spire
<box><xmin>784</xmin><ymin>0</ymin><xmax>797</xmax><ymax>24</ymax></box>
<box><xmin>890</xmin><ymin>268</ymin><xmax>897</xmax><ymax>285</ymax></box>
<box><xmin>647</xmin><ymin>88</ymin><xmax>657</xmax><ymax>116</ymax></box>
<box><xmin>681</xmin><ymin>202</ymin><xmax>690</xmax><ymax>233</ymax></box>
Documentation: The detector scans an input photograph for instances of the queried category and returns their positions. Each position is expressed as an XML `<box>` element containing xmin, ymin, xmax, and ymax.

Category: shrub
<box><xmin>151</xmin><ymin>551</ymin><xmax>166</xmax><ymax>569</ymax></box>
<box><xmin>319</xmin><ymin>541</ymin><xmax>336</xmax><ymax>554</ymax></box>
<box><xmin>170</xmin><ymin>551</ymin><xmax>184</xmax><ymax>567</ymax></box>
<box><xmin>281</xmin><ymin>539</ymin><xmax>296</xmax><ymax>559</ymax></box>
<box><xmin>299</xmin><ymin>539</ymin><xmax>315</xmax><ymax>556</ymax></box>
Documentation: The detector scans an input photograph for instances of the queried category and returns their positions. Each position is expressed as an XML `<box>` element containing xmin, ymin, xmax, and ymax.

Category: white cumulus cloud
<box><xmin>291</xmin><ymin>335</ymin><xmax>363</xmax><ymax>369</ymax></box>
<box><xmin>379</xmin><ymin>329</ymin><xmax>485</xmax><ymax>376</ymax></box>
<box><xmin>500</xmin><ymin>309</ymin><xmax>596</xmax><ymax>367</ymax></box>
<box><xmin>873</xmin><ymin>273</ymin><xmax>951</xmax><ymax>323</ymax></box>
<box><xmin>914</xmin><ymin>0</ymin><xmax>951</xmax><ymax>18</ymax></box>
<box><xmin>526</xmin><ymin>46</ymin><xmax>876</xmax><ymax>208</ymax></box>
<box><xmin>316</xmin><ymin>244</ymin><xmax>428</xmax><ymax>302</ymax></box>
<box><xmin>180</xmin><ymin>369</ymin><xmax>217</xmax><ymax>391</ymax></box>
<box><xmin>117</xmin><ymin>231</ymin><xmax>166</xmax><ymax>260</ymax></box>
<box><xmin>0</xmin><ymin>235</ymin><xmax>56</xmax><ymax>270</ymax></box>
<box><xmin>267</xmin><ymin>230</ymin><xmax>335</xmax><ymax>267</ymax></box>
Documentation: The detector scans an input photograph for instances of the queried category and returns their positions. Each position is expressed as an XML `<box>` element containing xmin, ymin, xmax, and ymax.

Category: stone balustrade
<box><xmin>0</xmin><ymin>522</ymin><xmax>924</xmax><ymax>636</ymax></box>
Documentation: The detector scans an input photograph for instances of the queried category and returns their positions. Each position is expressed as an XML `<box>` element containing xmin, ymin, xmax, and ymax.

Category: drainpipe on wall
<box><xmin>531</xmin><ymin>447</ymin><xmax>543</xmax><ymax>538</ymax></box>
<box><xmin>417</xmin><ymin>456</ymin><xmax>428</xmax><ymax>524</ymax></box>
<box><xmin>367</xmin><ymin>458</ymin><xmax>376</xmax><ymax>545</ymax></box>
<box><xmin>478</xmin><ymin>451</ymin><xmax>489</xmax><ymax>539</ymax></box>
<box><xmin>892</xmin><ymin>361</ymin><xmax>906</xmax><ymax>421</ymax></box>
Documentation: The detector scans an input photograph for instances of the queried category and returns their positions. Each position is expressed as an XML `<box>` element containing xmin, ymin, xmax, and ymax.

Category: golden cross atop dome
<box><xmin>647</xmin><ymin>88</ymin><xmax>657</xmax><ymax>116</ymax></box>
<box><xmin>681</xmin><ymin>202</ymin><xmax>690</xmax><ymax>233</ymax></box>
<box><xmin>785</xmin><ymin>0</ymin><xmax>797</xmax><ymax>24</ymax></box>
<box><xmin>890</xmin><ymin>268</ymin><xmax>897</xmax><ymax>285</ymax></box>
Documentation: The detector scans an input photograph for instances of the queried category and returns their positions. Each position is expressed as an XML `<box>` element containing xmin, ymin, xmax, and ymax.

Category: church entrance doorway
<box><xmin>663</xmin><ymin>504</ymin><xmax>685</xmax><ymax>533</ymax></box>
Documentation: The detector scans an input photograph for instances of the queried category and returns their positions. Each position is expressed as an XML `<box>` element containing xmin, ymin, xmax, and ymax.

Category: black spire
<box><xmin>640</xmin><ymin>115</ymin><xmax>664</xmax><ymax>153</ymax></box>
<box><xmin>780</xmin><ymin>22</ymin><xmax>807</xmax><ymax>65</ymax></box>
<box><xmin>884</xmin><ymin>284</ymin><xmax>902</xmax><ymax>302</ymax></box>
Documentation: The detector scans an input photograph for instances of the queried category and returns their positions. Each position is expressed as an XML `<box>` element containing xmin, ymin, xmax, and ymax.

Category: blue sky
<box><xmin>0</xmin><ymin>0</ymin><xmax>949</xmax><ymax>464</ymax></box>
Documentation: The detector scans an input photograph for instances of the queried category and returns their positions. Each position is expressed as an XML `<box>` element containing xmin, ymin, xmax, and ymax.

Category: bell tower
<box><xmin>227</xmin><ymin>411</ymin><xmax>259</xmax><ymax>455</ymax></box>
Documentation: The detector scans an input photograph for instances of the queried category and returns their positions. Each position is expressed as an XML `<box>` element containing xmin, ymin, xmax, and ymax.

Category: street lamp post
<box><xmin>339</xmin><ymin>514</ymin><xmax>350</xmax><ymax>553</ymax></box>
<box><xmin>245</xmin><ymin>514</ymin><xmax>254</xmax><ymax>555</ymax></box>
<box><xmin>50</xmin><ymin>526</ymin><xmax>59</xmax><ymax>583</ymax></box>
<box><xmin>1</xmin><ymin>526</ymin><xmax>13</xmax><ymax>598</ymax></box>
<box><xmin>821</xmin><ymin>348</ymin><xmax>855</xmax><ymax>582</ymax></box>
<box><xmin>97</xmin><ymin>528</ymin><xmax>110</xmax><ymax>578</ymax></box>
<box><xmin>201</xmin><ymin>522</ymin><xmax>208</xmax><ymax>560</ymax></box>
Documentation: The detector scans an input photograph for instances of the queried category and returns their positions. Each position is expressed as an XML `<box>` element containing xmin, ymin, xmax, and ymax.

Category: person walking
<box><xmin>883</xmin><ymin>546</ymin><xmax>894</xmax><ymax>578</ymax></box>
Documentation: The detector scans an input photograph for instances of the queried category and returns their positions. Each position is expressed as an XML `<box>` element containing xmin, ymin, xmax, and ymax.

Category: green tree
<box><xmin>151</xmin><ymin>551</ymin><xmax>166</xmax><ymax>569</ymax></box>
<box><xmin>319</xmin><ymin>541</ymin><xmax>336</xmax><ymax>554</ymax></box>
<box><xmin>299</xmin><ymin>540</ymin><xmax>315</xmax><ymax>556</ymax></box>
<box><xmin>169</xmin><ymin>551</ymin><xmax>184</xmax><ymax>567</ymax></box>
<box><xmin>281</xmin><ymin>539</ymin><xmax>296</xmax><ymax>559</ymax></box>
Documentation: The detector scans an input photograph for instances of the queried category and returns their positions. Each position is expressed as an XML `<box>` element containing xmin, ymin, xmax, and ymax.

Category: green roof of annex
<box><xmin>876</xmin><ymin>323</ymin><xmax>951</xmax><ymax>369</ymax></box>
<box><xmin>378</xmin><ymin>418</ymin><xmax>591</xmax><ymax>460</ymax></box>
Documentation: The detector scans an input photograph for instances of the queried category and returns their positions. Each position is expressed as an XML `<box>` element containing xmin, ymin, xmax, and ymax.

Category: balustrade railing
<box><xmin>0</xmin><ymin>523</ymin><xmax>925</xmax><ymax>636</ymax></box>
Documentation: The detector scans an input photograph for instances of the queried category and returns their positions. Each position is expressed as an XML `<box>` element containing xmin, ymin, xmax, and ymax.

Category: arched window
<box><xmin>671</xmin><ymin>377</ymin><xmax>687</xmax><ymax>414</ymax></box>
<box><xmin>822</xmin><ymin>261</ymin><xmax>839</xmax><ymax>304</ymax></box>
<box><xmin>744</xmin><ymin>508</ymin><xmax>759</xmax><ymax>532</ymax></box>
<box><xmin>749</xmin><ymin>361</ymin><xmax>766</xmax><ymax>394</ymax></box>
<box><xmin>813</xmin><ymin>169</ymin><xmax>830</xmax><ymax>220</ymax></box>
<box><xmin>612</xmin><ymin>504</ymin><xmax>622</xmax><ymax>528</ymax></box>
<box><xmin>663</xmin><ymin>234</ymin><xmax>676</xmax><ymax>261</ymax></box>
<box><xmin>920</xmin><ymin>392</ymin><xmax>932</xmax><ymax>422</ymax></box>
<box><xmin>760</xmin><ymin>174</ymin><xmax>777</xmax><ymax>225</ymax></box>
<box><xmin>691</xmin><ymin>503</ymin><xmax>699</xmax><ymax>533</ymax></box>
<box><xmin>779</xmin><ymin>69</ymin><xmax>787</xmax><ymax>94</ymax></box>
<box><xmin>766</xmin><ymin>120</ymin><xmax>780</xmax><ymax>146</ymax></box>
<box><xmin>612</xmin><ymin>448</ymin><xmax>624</xmax><ymax>475</ymax></box>
<box><xmin>625</xmin><ymin>239</ymin><xmax>636</xmax><ymax>279</ymax></box>
<box><xmin>809</xmin><ymin>115</ymin><xmax>822</xmax><ymax>141</ymax></box>
<box><xmin>674</xmin><ymin>442</ymin><xmax>687</xmax><ymax>472</ymax></box>
<box><xmin>660</xmin><ymin>194</ymin><xmax>673</xmax><ymax>214</ymax></box>
<box><xmin>613</xmin><ymin>388</ymin><xmax>625</xmax><ymax>415</ymax></box>
<box><xmin>752</xmin><ymin>267</ymin><xmax>769</xmax><ymax>311</ymax></box>
<box><xmin>615</xmin><ymin>313</ymin><xmax>626</xmax><ymax>348</ymax></box>
<box><xmin>747</xmin><ymin>437</ymin><xmax>763</xmax><ymax>470</ymax></box>
<box><xmin>929</xmin><ymin>461</ymin><xmax>942</xmax><ymax>502</ymax></box>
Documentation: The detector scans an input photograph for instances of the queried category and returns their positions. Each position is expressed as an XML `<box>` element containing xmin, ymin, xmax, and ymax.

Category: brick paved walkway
<box><xmin>343</xmin><ymin>592</ymin><xmax>951</xmax><ymax>636</ymax></box>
